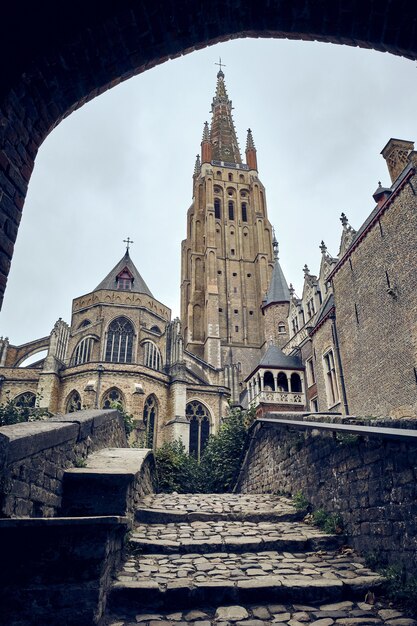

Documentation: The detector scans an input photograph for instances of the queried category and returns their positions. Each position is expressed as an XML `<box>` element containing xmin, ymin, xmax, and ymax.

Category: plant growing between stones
<box><xmin>109</xmin><ymin>401</ymin><xmax>135</xmax><ymax>439</ymax></box>
<box><xmin>307</xmin><ymin>509</ymin><xmax>344</xmax><ymax>534</ymax></box>
<box><xmin>292</xmin><ymin>490</ymin><xmax>310</xmax><ymax>512</ymax></box>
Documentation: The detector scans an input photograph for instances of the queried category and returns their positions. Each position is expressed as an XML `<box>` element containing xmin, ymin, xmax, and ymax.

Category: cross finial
<box><xmin>215</xmin><ymin>57</ymin><xmax>226</xmax><ymax>74</ymax></box>
<box><xmin>123</xmin><ymin>237</ymin><xmax>134</xmax><ymax>252</ymax></box>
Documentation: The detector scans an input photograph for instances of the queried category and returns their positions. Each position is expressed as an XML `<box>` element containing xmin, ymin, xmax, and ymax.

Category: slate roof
<box><xmin>264</xmin><ymin>258</ymin><xmax>290</xmax><ymax>305</ymax></box>
<box><xmin>259</xmin><ymin>344</ymin><xmax>303</xmax><ymax>370</ymax></box>
<box><xmin>311</xmin><ymin>293</ymin><xmax>335</xmax><ymax>332</ymax></box>
<box><xmin>94</xmin><ymin>251</ymin><xmax>154</xmax><ymax>297</ymax></box>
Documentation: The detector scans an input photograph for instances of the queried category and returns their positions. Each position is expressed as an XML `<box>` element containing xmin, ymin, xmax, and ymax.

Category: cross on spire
<box><xmin>123</xmin><ymin>237</ymin><xmax>134</xmax><ymax>252</ymax></box>
<box><xmin>215</xmin><ymin>57</ymin><xmax>226</xmax><ymax>73</ymax></box>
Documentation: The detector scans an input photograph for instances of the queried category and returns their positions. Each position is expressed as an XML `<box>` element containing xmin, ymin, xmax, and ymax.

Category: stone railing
<box><xmin>0</xmin><ymin>409</ymin><xmax>127</xmax><ymax>518</ymax></box>
<box><xmin>249</xmin><ymin>390</ymin><xmax>305</xmax><ymax>407</ymax></box>
<box><xmin>236</xmin><ymin>412</ymin><xmax>417</xmax><ymax>575</ymax></box>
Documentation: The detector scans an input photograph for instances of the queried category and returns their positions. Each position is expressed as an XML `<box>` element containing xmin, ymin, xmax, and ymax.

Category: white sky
<box><xmin>1</xmin><ymin>38</ymin><xmax>416</xmax><ymax>346</ymax></box>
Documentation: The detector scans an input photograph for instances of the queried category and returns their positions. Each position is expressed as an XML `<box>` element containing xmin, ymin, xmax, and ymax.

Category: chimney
<box><xmin>381</xmin><ymin>138</ymin><xmax>414</xmax><ymax>183</ymax></box>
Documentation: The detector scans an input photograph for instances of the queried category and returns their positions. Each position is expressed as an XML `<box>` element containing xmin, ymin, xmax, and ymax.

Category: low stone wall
<box><xmin>0</xmin><ymin>409</ymin><xmax>127</xmax><ymax>517</ymax></box>
<box><xmin>236</xmin><ymin>414</ymin><xmax>417</xmax><ymax>573</ymax></box>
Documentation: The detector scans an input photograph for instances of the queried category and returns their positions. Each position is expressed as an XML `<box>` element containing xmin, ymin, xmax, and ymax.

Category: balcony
<box><xmin>250</xmin><ymin>390</ymin><xmax>305</xmax><ymax>408</ymax></box>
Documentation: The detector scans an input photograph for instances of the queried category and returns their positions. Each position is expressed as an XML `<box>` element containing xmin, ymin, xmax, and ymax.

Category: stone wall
<box><xmin>237</xmin><ymin>415</ymin><xmax>417</xmax><ymax>573</ymax></box>
<box><xmin>0</xmin><ymin>409</ymin><xmax>127</xmax><ymax>517</ymax></box>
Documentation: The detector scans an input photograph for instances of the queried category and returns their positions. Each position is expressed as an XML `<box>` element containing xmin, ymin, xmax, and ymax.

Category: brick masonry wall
<box><xmin>333</xmin><ymin>163</ymin><xmax>417</xmax><ymax>418</ymax></box>
<box><xmin>0</xmin><ymin>409</ymin><xmax>127</xmax><ymax>517</ymax></box>
<box><xmin>237</xmin><ymin>416</ymin><xmax>417</xmax><ymax>573</ymax></box>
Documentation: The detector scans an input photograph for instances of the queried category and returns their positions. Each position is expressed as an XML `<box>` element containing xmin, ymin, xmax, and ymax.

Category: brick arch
<box><xmin>2</xmin><ymin>1</ymin><xmax>417</xmax><ymax>307</ymax></box>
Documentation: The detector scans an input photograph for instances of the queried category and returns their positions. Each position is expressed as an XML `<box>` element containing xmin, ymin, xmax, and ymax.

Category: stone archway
<box><xmin>2</xmin><ymin>0</ymin><xmax>417</xmax><ymax>306</ymax></box>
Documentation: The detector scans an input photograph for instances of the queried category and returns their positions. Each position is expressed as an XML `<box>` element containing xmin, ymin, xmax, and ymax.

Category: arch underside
<box><xmin>1</xmin><ymin>1</ymin><xmax>417</xmax><ymax>307</ymax></box>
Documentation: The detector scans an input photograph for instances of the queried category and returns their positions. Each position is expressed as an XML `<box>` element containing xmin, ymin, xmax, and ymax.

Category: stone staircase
<box><xmin>106</xmin><ymin>494</ymin><xmax>415</xmax><ymax>626</ymax></box>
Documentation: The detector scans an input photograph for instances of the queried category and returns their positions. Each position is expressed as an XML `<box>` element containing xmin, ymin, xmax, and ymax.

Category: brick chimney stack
<box><xmin>381</xmin><ymin>138</ymin><xmax>414</xmax><ymax>183</ymax></box>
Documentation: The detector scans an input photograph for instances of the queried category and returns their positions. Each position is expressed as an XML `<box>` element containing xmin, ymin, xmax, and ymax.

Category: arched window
<box><xmin>101</xmin><ymin>387</ymin><xmax>124</xmax><ymax>409</ymax></box>
<box><xmin>228</xmin><ymin>201</ymin><xmax>234</xmax><ymax>220</ymax></box>
<box><xmin>116</xmin><ymin>267</ymin><xmax>134</xmax><ymax>291</ymax></box>
<box><xmin>14</xmin><ymin>392</ymin><xmax>36</xmax><ymax>409</ymax></box>
<box><xmin>277</xmin><ymin>372</ymin><xmax>289</xmax><ymax>392</ymax></box>
<box><xmin>186</xmin><ymin>401</ymin><xmax>210</xmax><ymax>461</ymax></box>
<box><xmin>143</xmin><ymin>395</ymin><xmax>157</xmax><ymax>448</ymax></box>
<box><xmin>71</xmin><ymin>336</ymin><xmax>95</xmax><ymax>366</ymax></box>
<box><xmin>78</xmin><ymin>319</ymin><xmax>91</xmax><ymax>329</ymax></box>
<box><xmin>291</xmin><ymin>373</ymin><xmax>302</xmax><ymax>392</ymax></box>
<box><xmin>241</xmin><ymin>202</ymin><xmax>247</xmax><ymax>222</ymax></box>
<box><xmin>278</xmin><ymin>322</ymin><xmax>286</xmax><ymax>334</ymax></box>
<box><xmin>228</xmin><ymin>173</ymin><xmax>233</xmax><ymax>181</ymax></box>
<box><xmin>150</xmin><ymin>325</ymin><xmax>161</xmax><ymax>334</ymax></box>
<box><xmin>66</xmin><ymin>390</ymin><xmax>81</xmax><ymax>413</ymax></box>
<box><xmin>105</xmin><ymin>317</ymin><xmax>134</xmax><ymax>363</ymax></box>
<box><xmin>143</xmin><ymin>341</ymin><xmax>162</xmax><ymax>371</ymax></box>
<box><xmin>264</xmin><ymin>371</ymin><xmax>275</xmax><ymax>391</ymax></box>
<box><xmin>214</xmin><ymin>198</ymin><xmax>221</xmax><ymax>219</ymax></box>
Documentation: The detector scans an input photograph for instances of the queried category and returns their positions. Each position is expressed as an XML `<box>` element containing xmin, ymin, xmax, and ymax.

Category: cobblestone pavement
<box><xmin>109</xmin><ymin>600</ymin><xmax>416</xmax><ymax>626</ymax></box>
<box><xmin>137</xmin><ymin>494</ymin><xmax>296</xmax><ymax>517</ymax></box>
<box><xmin>130</xmin><ymin>521</ymin><xmax>339</xmax><ymax>553</ymax></box>
<box><xmin>107</xmin><ymin>493</ymin><xmax>416</xmax><ymax>625</ymax></box>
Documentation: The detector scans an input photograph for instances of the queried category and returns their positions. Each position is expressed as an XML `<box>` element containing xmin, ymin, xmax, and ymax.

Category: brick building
<box><xmin>1</xmin><ymin>72</ymin><xmax>416</xmax><ymax>445</ymax></box>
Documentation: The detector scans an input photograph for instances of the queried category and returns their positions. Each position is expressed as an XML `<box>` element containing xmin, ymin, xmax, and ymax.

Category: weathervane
<box><xmin>123</xmin><ymin>237</ymin><xmax>134</xmax><ymax>252</ymax></box>
<box><xmin>215</xmin><ymin>57</ymin><xmax>226</xmax><ymax>72</ymax></box>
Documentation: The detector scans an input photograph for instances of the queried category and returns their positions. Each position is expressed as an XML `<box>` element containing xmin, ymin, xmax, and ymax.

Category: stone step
<box><xmin>129</xmin><ymin>521</ymin><xmax>343</xmax><ymax>554</ymax></box>
<box><xmin>109</xmin><ymin>549</ymin><xmax>384</xmax><ymax>612</ymax></box>
<box><xmin>107</xmin><ymin>600</ymin><xmax>417</xmax><ymax>626</ymax></box>
<box><xmin>136</xmin><ymin>494</ymin><xmax>301</xmax><ymax>524</ymax></box>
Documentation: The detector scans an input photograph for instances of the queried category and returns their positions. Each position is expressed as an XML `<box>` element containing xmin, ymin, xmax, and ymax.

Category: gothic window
<box><xmin>306</xmin><ymin>358</ymin><xmax>316</xmax><ymax>386</ymax></box>
<box><xmin>66</xmin><ymin>390</ymin><xmax>82</xmax><ymax>413</ymax></box>
<box><xmin>291</xmin><ymin>317</ymin><xmax>299</xmax><ymax>335</ymax></box>
<box><xmin>307</xmin><ymin>297</ymin><xmax>316</xmax><ymax>319</ymax></box>
<box><xmin>105</xmin><ymin>317</ymin><xmax>134</xmax><ymax>363</ymax></box>
<box><xmin>290</xmin><ymin>373</ymin><xmax>302</xmax><ymax>392</ymax></box>
<box><xmin>71</xmin><ymin>336</ymin><xmax>95</xmax><ymax>366</ymax></box>
<box><xmin>228</xmin><ymin>201</ymin><xmax>234</xmax><ymax>220</ymax></box>
<box><xmin>143</xmin><ymin>395</ymin><xmax>157</xmax><ymax>448</ymax></box>
<box><xmin>143</xmin><ymin>340</ymin><xmax>162</xmax><ymax>371</ymax></box>
<box><xmin>277</xmin><ymin>372</ymin><xmax>289</xmax><ymax>392</ymax></box>
<box><xmin>278</xmin><ymin>322</ymin><xmax>286</xmax><ymax>334</ymax></box>
<box><xmin>323</xmin><ymin>350</ymin><xmax>339</xmax><ymax>407</ymax></box>
<box><xmin>186</xmin><ymin>401</ymin><xmax>210</xmax><ymax>461</ymax></box>
<box><xmin>101</xmin><ymin>387</ymin><xmax>124</xmax><ymax>409</ymax></box>
<box><xmin>214</xmin><ymin>198</ymin><xmax>221</xmax><ymax>219</ymax></box>
<box><xmin>228</xmin><ymin>173</ymin><xmax>233</xmax><ymax>181</ymax></box>
<box><xmin>150</xmin><ymin>325</ymin><xmax>161</xmax><ymax>334</ymax></box>
<box><xmin>78</xmin><ymin>319</ymin><xmax>91</xmax><ymax>329</ymax></box>
<box><xmin>116</xmin><ymin>268</ymin><xmax>134</xmax><ymax>291</ymax></box>
<box><xmin>241</xmin><ymin>202</ymin><xmax>248</xmax><ymax>222</ymax></box>
<box><xmin>14</xmin><ymin>392</ymin><xmax>36</xmax><ymax>409</ymax></box>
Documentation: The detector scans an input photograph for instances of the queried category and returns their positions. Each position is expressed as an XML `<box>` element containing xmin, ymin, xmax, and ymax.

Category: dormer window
<box><xmin>116</xmin><ymin>267</ymin><xmax>134</xmax><ymax>291</ymax></box>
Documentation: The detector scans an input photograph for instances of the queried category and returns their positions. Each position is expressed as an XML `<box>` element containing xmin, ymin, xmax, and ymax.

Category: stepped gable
<box><xmin>94</xmin><ymin>250</ymin><xmax>154</xmax><ymax>297</ymax></box>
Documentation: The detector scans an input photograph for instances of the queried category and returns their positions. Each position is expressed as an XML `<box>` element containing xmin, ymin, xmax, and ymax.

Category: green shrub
<box><xmin>292</xmin><ymin>490</ymin><xmax>309</xmax><ymax>511</ymax></box>
<box><xmin>154</xmin><ymin>439</ymin><xmax>200</xmax><ymax>493</ymax></box>
<box><xmin>311</xmin><ymin>509</ymin><xmax>344</xmax><ymax>534</ymax></box>
<box><xmin>0</xmin><ymin>391</ymin><xmax>50</xmax><ymax>426</ymax></box>
<box><xmin>109</xmin><ymin>401</ymin><xmax>135</xmax><ymax>439</ymax></box>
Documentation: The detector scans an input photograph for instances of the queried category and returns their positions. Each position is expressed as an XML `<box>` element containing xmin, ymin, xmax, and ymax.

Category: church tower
<box><xmin>180</xmin><ymin>68</ymin><xmax>275</xmax><ymax>378</ymax></box>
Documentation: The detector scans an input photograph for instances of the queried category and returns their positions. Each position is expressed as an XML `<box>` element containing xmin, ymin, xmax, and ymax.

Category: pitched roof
<box><xmin>310</xmin><ymin>293</ymin><xmax>335</xmax><ymax>334</ymax></box>
<box><xmin>259</xmin><ymin>344</ymin><xmax>303</xmax><ymax>369</ymax></box>
<box><xmin>94</xmin><ymin>251</ymin><xmax>154</xmax><ymax>297</ymax></box>
<box><xmin>264</xmin><ymin>257</ymin><xmax>291</xmax><ymax>305</ymax></box>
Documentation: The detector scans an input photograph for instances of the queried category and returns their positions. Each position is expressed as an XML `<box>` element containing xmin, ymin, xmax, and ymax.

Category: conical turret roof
<box><xmin>264</xmin><ymin>237</ymin><xmax>290</xmax><ymax>305</ymax></box>
<box><xmin>210</xmin><ymin>70</ymin><xmax>242</xmax><ymax>164</ymax></box>
<box><xmin>95</xmin><ymin>251</ymin><xmax>154</xmax><ymax>297</ymax></box>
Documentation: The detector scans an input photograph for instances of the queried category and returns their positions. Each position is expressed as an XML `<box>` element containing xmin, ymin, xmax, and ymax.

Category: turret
<box><xmin>246</xmin><ymin>128</ymin><xmax>258</xmax><ymax>171</ymax></box>
<box><xmin>201</xmin><ymin>122</ymin><xmax>212</xmax><ymax>164</ymax></box>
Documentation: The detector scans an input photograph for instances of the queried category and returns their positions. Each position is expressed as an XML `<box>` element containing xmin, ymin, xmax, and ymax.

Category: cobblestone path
<box><xmin>106</xmin><ymin>494</ymin><xmax>416</xmax><ymax>626</ymax></box>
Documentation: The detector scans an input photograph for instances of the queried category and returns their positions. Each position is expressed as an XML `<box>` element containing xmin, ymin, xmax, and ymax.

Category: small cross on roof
<box><xmin>123</xmin><ymin>237</ymin><xmax>134</xmax><ymax>252</ymax></box>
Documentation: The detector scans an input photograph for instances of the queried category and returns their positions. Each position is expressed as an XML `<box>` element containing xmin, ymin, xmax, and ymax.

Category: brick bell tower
<box><xmin>180</xmin><ymin>67</ymin><xmax>274</xmax><ymax>379</ymax></box>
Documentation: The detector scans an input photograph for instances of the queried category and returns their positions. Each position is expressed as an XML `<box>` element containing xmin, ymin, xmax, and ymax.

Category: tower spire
<box><xmin>201</xmin><ymin>121</ymin><xmax>212</xmax><ymax>164</ymax></box>
<box><xmin>246</xmin><ymin>128</ymin><xmax>258</xmax><ymax>171</ymax></box>
<box><xmin>209</xmin><ymin>68</ymin><xmax>242</xmax><ymax>164</ymax></box>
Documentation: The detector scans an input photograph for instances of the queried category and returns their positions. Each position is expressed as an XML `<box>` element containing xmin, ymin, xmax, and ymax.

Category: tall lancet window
<box><xmin>228</xmin><ymin>201</ymin><xmax>234</xmax><ymax>220</ymax></box>
<box><xmin>186</xmin><ymin>400</ymin><xmax>210</xmax><ymax>461</ymax></box>
<box><xmin>105</xmin><ymin>317</ymin><xmax>134</xmax><ymax>363</ymax></box>
<box><xmin>214</xmin><ymin>198</ymin><xmax>221</xmax><ymax>219</ymax></box>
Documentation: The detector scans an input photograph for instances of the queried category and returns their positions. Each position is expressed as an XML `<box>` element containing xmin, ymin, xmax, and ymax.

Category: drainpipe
<box><xmin>330</xmin><ymin>313</ymin><xmax>349</xmax><ymax>415</ymax></box>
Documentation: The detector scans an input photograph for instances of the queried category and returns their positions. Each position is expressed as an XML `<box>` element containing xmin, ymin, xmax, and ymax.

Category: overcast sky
<box><xmin>1</xmin><ymin>38</ymin><xmax>416</xmax><ymax>347</ymax></box>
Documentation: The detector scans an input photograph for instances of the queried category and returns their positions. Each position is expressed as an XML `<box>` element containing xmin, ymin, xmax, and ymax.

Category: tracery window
<box><xmin>105</xmin><ymin>317</ymin><xmax>134</xmax><ymax>363</ymax></box>
<box><xmin>71</xmin><ymin>336</ymin><xmax>94</xmax><ymax>366</ymax></box>
<box><xmin>143</xmin><ymin>395</ymin><xmax>157</xmax><ymax>448</ymax></box>
<box><xmin>101</xmin><ymin>387</ymin><xmax>124</xmax><ymax>409</ymax></box>
<box><xmin>66</xmin><ymin>390</ymin><xmax>82</xmax><ymax>413</ymax></box>
<box><xmin>14</xmin><ymin>392</ymin><xmax>36</xmax><ymax>409</ymax></box>
<box><xmin>143</xmin><ymin>341</ymin><xmax>162</xmax><ymax>371</ymax></box>
<box><xmin>186</xmin><ymin>401</ymin><xmax>210</xmax><ymax>461</ymax></box>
